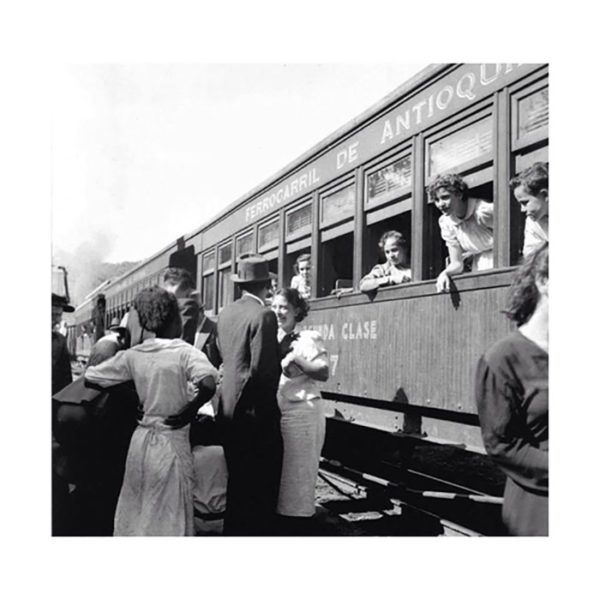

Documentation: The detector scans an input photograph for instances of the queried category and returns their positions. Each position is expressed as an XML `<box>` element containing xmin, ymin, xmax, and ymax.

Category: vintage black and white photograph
<box><xmin>50</xmin><ymin>62</ymin><xmax>549</xmax><ymax>538</ymax></box>
<box><xmin>7</xmin><ymin>1</ymin><xmax>600</xmax><ymax>597</ymax></box>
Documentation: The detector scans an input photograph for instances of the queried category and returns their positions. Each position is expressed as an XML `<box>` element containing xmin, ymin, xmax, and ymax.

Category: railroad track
<box><xmin>318</xmin><ymin>457</ymin><xmax>504</xmax><ymax>536</ymax></box>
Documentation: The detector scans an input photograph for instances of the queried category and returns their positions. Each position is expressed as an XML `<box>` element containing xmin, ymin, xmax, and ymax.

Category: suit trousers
<box><xmin>222</xmin><ymin>413</ymin><xmax>282</xmax><ymax>536</ymax></box>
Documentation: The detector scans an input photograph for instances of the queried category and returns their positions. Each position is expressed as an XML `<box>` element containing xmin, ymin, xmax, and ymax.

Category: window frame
<box><xmin>257</xmin><ymin>216</ymin><xmax>280</xmax><ymax>254</ymax></box>
<box><xmin>319</xmin><ymin>175</ymin><xmax>356</xmax><ymax>231</ymax></box>
<box><xmin>510</xmin><ymin>77</ymin><xmax>549</xmax><ymax>153</ymax></box>
<box><xmin>363</xmin><ymin>144</ymin><xmax>413</xmax><ymax>212</ymax></box>
<box><xmin>424</xmin><ymin>107</ymin><xmax>495</xmax><ymax>190</ymax></box>
<box><xmin>201</xmin><ymin>249</ymin><xmax>216</xmax><ymax>316</ymax></box>
<box><xmin>235</xmin><ymin>228</ymin><xmax>255</xmax><ymax>261</ymax></box>
<box><xmin>285</xmin><ymin>197</ymin><xmax>313</xmax><ymax>243</ymax></box>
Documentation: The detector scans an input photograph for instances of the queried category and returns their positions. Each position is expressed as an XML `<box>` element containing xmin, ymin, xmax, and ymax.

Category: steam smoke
<box><xmin>52</xmin><ymin>232</ymin><xmax>113</xmax><ymax>306</ymax></box>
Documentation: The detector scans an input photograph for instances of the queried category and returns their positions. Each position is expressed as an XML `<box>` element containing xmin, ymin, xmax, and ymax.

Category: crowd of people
<box><xmin>51</xmin><ymin>162</ymin><xmax>548</xmax><ymax>536</ymax></box>
<box><xmin>52</xmin><ymin>259</ymin><xmax>330</xmax><ymax>536</ymax></box>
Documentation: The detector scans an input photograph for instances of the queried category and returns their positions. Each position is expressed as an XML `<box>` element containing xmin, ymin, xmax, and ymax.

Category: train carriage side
<box><xmin>189</xmin><ymin>62</ymin><xmax>548</xmax><ymax>453</ymax></box>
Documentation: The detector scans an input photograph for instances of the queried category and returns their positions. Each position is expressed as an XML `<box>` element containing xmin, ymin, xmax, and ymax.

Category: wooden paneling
<box><xmin>302</xmin><ymin>280</ymin><xmax>512</xmax><ymax>419</ymax></box>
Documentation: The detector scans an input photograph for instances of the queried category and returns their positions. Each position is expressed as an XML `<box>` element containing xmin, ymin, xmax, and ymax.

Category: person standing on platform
<box><xmin>271</xmin><ymin>288</ymin><xmax>329</xmax><ymax>535</ymax></box>
<box><xmin>85</xmin><ymin>287</ymin><xmax>217</xmax><ymax>535</ymax></box>
<box><xmin>216</xmin><ymin>254</ymin><xmax>282</xmax><ymax>535</ymax></box>
<box><xmin>510</xmin><ymin>161</ymin><xmax>549</xmax><ymax>259</ymax></box>
<box><xmin>475</xmin><ymin>243</ymin><xmax>548</xmax><ymax>536</ymax></box>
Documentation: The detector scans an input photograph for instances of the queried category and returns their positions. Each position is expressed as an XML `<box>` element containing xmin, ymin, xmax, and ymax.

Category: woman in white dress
<box><xmin>85</xmin><ymin>287</ymin><xmax>218</xmax><ymax>536</ymax></box>
<box><xmin>428</xmin><ymin>173</ymin><xmax>494</xmax><ymax>293</ymax></box>
<box><xmin>271</xmin><ymin>288</ymin><xmax>329</xmax><ymax>534</ymax></box>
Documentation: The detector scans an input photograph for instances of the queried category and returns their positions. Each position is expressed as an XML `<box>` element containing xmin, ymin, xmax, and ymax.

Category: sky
<box><xmin>51</xmin><ymin>63</ymin><xmax>428</xmax><ymax>265</ymax></box>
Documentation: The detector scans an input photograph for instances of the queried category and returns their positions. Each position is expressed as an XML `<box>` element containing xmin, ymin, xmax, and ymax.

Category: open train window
<box><xmin>424</xmin><ymin>109</ymin><xmax>495</xmax><ymax>280</ymax></box>
<box><xmin>217</xmin><ymin>242</ymin><xmax>233</xmax><ymax>312</ymax></box>
<box><xmin>284</xmin><ymin>198</ymin><xmax>312</xmax><ymax>292</ymax></box>
<box><xmin>363</xmin><ymin>150</ymin><xmax>413</xmax><ymax>283</ymax></box>
<box><xmin>202</xmin><ymin>250</ymin><xmax>216</xmax><ymax>316</ymax></box>
<box><xmin>318</xmin><ymin>179</ymin><xmax>355</xmax><ymax>296</ymax></box>
<box><xmin>509</xmin><ymin>76</ymin><xmax>549</xmax><ymax>265</ymax></box>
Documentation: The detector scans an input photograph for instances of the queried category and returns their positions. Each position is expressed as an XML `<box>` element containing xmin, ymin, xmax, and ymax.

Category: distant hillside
<box><xmin>58</xmin><ymin>259</ymin><xmax>141</xmax><ymax>306</ymax></box>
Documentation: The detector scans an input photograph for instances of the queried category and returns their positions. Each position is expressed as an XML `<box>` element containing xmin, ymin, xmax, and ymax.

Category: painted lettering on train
<box><xmin>379</xmin><ymin>63</ymin><xmax>523</xmax><ymax>145</ymax></box>
<box><xmin>336</xmin><ymin>141</ymin><xmax>359</xmax><ymax>170</ymax></box>
<box><xmin>245</xmin><ymin>167</ymin><xmax>320</xmax><ymax>223</ymax></box>
<box><xmin>304</xmin><ymin>320</ymin><xmax>378</xmax><ymax>341</ymax></box>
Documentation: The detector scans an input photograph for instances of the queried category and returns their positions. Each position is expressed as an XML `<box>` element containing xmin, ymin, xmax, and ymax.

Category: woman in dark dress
<box><xmin>475</xmin><ymin>243</ymin><xmax>548</xmax><ymax>536</ymax></box>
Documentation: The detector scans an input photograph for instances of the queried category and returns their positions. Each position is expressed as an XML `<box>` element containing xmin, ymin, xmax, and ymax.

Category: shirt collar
<box><xmin>449</xmin><ymin>197</ymin><xmax>477</xmax><ymax>224</ymax></box>
<box><xmin>242</xmin><ymin>291</ymin><xmax>265</xmax><ymax>306</ymax></box>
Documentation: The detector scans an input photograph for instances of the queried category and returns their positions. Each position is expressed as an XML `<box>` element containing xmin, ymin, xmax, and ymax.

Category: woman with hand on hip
<box><xmin>475</xmin><ymin>243</ymin><xmax>548</xmax><ymax>535</ymax></box>
<box><xmin>271</xmin><ymin>288</ymin><xmax>329</xmax><ymax>534</ymax></box>
<box><xmin>85</xmin><ymin>287</ymin><xmax>218</xmax><ymax>536</ymax></box>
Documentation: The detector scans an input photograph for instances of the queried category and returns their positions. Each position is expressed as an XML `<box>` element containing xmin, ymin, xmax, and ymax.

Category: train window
<box><xmin>320</xmin><ymin>182</ymin><xmax>355</xmax><ymax>228</ymax></box>
<box><xmin>236</xmin><ymin>230</ymin><xmax>255</xmax><ymax>258</ymax></box>
<box><xmin>217</xmin><ymin>242</ymin><xmax>233</xmax><ymax>312</ymax></box>
<box><xmin>286</xmin><ymin>199</ymin><xmax>312</xmax><ymax>240</ymax></box>
<box><xmin>427</xmin><ymin>115</ymin><xmax>493</xmax><ymax>181</ymax></box>
<box><xmin>363</xmin><ymin>150</ymin><xmax>413</xmax><ymax>284</ymax></box>
<box><xmin>258</xmin><ymin>218</ymin><xmax>279</xmax><ymax>253</ymax></box>
<box><xmin>319</xmin><ymin>179</ymin><xmax>355</xmax><ymax>296</ymax></box>
<box><xmin>424</xmin><ymin>110</ymin><xmax>496</xmax><ymax>280</ymax></box>
<box><xmin>513</xmin><ymin>83</ymin><xmax>548</xmax><ymax>150</ymax></box>
<box><xmin>366</xmin><ymin>154</ymin><xmax>412</xmax><ymax>210</ymax></box>
<box><xmin>284</xmin><ymin>199</ymin><xmax>312</xmax><ymax>291</ymax></box>
<box><xmin>202</xmin><ymin>251</ymin><xmax>216</xmax><ymax>314</ymax></box>
<box><xmin>319</xmin><ymin>230</ymin><xmax>354</xmax><ymax>297</ymax></box>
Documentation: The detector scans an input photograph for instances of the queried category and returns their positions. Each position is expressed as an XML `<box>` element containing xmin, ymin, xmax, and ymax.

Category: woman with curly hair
<box><xmin>271</xmin><ymin>288</ymin><xmax>329</xmax><ymax>534</ymax></box>
<box><xmin>85</xmin><ymin>286</ymin><xmax>218</xmax><ymax>536</ymax></box>
<box><xmin>428</xmin><ymin>173</ymin><xmax>494</xmax><ymax>293</ymax></box>
<box><xmin>475</xmin><ymin>243</ymin><xmax>548</xmax><ymax>535</ymax></box>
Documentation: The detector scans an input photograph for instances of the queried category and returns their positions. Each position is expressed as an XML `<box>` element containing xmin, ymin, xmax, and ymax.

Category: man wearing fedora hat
<box><xmin>217</xmin><ymin>254</ymin><xmax>282</xmax><ymax>535</ymax></box>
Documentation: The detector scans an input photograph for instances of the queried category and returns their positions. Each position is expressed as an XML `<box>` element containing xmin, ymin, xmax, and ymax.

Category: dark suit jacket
<box><xmin>194</xmin><ymin>314</ymin><xmax>221</xmax><ymax>369</ymax></box>
<box><xmin>178</xmin><ymin>297</ymin><xmax>200</xmax><ymax>345</ymax></box>
<box><xmin>216</xmin><ymin>295</ymin><xmax>281</xmax><ymax>421</ymax></box>
<box><xmin>52</xmin><ymin>331</ymin><xmax>72</xmax><ymax>395</ymax></box>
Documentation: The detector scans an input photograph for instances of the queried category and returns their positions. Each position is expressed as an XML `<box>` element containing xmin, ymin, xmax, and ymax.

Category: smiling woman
<box><xmin>271</xmin><ymin>287</ymin><xmax>329</xmax><ymax>534</ymax></box>
<box><xmin>428</xmin><ymin>173</ymin><xmax>494</xmax><ymax>293</ymax></box>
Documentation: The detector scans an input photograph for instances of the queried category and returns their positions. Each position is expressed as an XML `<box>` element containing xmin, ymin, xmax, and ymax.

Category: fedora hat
<box><xmin>231</xmin><ymin>254</ymin><xmax>273</xmax><ymax>283</ymax></box>
<box><xmin>52</xmin><ymin>293</ymin><xmax>74</xmax><ymax>313</ymax></box>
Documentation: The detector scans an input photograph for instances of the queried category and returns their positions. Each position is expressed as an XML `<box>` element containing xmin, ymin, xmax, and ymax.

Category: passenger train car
<box><xmin>71</xmin><ymin>63</ymin><xmax>548</xmax><ymax>454</ymax></box>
